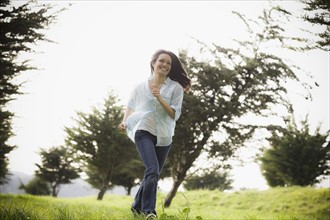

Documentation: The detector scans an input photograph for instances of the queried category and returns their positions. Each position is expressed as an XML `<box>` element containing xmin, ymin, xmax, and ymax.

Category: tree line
<box><xmin>1</xmin><ymin>0</ymin><xmax>329</xmax><ymax>207</ymax></box>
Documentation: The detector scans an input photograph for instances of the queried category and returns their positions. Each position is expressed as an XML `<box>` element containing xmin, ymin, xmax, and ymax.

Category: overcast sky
<box><xmin>7</xmin><ymin>1</ymin><xmax>329</xmax><ymax>190</ymax></box>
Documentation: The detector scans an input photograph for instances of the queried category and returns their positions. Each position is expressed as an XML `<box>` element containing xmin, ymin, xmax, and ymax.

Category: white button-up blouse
<box><xmin>125</xmin><ymin>76</ymin><xmax>184</xmax><ymax>146</ymax></box>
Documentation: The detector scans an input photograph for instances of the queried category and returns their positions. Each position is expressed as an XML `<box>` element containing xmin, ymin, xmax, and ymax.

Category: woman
<box><xmin>118</xmin><ymin>49</ymin><xmax>191</xmax><ymax>219</ymax></box>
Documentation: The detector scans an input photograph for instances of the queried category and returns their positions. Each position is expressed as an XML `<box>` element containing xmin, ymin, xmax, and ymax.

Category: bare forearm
<box><xmin>151</xmin><ymin>84</ymin><xmax>175</xmax><ymax>119</ymax></box>
<box><xmin>118</xmin><ymin>107</ymin><xmax>134</xmax><ymax>131</ymax></box>
<box><xmin>157</xmin><ymin>97</ymin><xmax>175</xmax><ymax>119</ymax></box>
<box><xmin>123</xmin><ymin>107</ymin><xmax>134</xmax><ymax>122</ymax></box>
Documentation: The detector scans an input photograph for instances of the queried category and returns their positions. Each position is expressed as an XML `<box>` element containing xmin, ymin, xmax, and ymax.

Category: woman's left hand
<box><xmin>118</xmin><ymin>122</ymin><xmax>127</xmax><ymax>132</ymax></box>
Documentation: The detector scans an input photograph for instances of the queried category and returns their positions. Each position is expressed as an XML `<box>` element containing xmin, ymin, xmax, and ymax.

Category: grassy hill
<box><xmin>0</xmin><ymin>186</ymin><xmax>329</xmax><ymax>220</ymax></box>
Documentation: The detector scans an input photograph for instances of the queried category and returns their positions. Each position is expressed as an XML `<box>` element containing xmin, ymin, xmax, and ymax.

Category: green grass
<box><xmin>0</xmin><ymin>186</ymin><xmax>329</xmax><ymax>220</ymax></box>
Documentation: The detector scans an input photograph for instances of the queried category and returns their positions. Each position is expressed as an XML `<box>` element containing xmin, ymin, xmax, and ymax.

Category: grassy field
<box><xmin>0</xmin><ymin>186</ymin><xmax>329</xmax><ymax>220</ymax></box>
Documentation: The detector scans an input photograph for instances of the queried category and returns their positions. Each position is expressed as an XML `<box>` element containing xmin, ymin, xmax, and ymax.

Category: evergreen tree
<box><xmin>65</xmin><ymin>92</ymin><xmax>142</xmax><ymax>200</ymax></box>
<box><xmin>164</xmin><ymin>6</ymin><xmax>313</xmax><ymax>207</ymax></box>
<box><xmin>302</xmin><ymin>0</ymin><xmax>330</xmax><ymax>50</ymax></box>
<box><xmin>35</xmin><ymin>146</ymin><xmax>80</xmax><ymax>197</ymax></box>
<box><xmin>260</xmin><ymin>116</ymin><xmax>330</xmax><ymax>187</ymax></box>
<box><xmin>184</xmin><ymin>171</ymin><xmax>233</xmax><ymax>191</ymax></box>
<box><xmin>111</xmin><ymin>159</ymin><xmax>144</xmax><ymax>196</ymax></box>
<box><xmin>19</xmin><ymin>176</ymin><xmax>51</xmax><ymax>196</ymax></box>
<box><xmin>274</xmin><ymin>0</ymin><xmax>329</xmax><ymax>51</ymax></box>
<box><xmin>0</xmin><ymin>0</ymin><xmax>60</xmax><ymax>184</ymax></box>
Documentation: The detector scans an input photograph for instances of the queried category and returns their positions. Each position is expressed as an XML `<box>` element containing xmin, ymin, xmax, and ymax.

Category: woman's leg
<box><xmin>132</xmin><ymin>130</ymin><xmax>159</xmax><ymax>215</ymax></box>
<box><xmin>155</xmin><ymin>145</ymin><xmax>171</xmax><ymax>175</ymax></box>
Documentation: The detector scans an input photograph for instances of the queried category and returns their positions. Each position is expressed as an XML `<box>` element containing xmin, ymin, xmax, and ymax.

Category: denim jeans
<box><xmin>132</xmin><ymin>130</ymin><xmax>171</xmax><ymax>215</ymax></box>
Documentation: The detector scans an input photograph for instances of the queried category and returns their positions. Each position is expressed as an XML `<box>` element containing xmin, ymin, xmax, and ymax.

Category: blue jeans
<box><xmin>132</xmin><ymin>130</ymin><xmax>171</xmax><ymax>215</ymax></box>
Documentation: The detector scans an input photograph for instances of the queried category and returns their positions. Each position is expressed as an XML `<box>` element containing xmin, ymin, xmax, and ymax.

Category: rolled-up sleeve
<box><xmin>170</xmin><ymin>84</ymin><xmax>184</xmax><ymax>121</ymax></box>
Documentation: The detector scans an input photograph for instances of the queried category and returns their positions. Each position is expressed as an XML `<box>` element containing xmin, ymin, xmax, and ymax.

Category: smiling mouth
<box><xmin>160</xmin><ymin>67</ymin><xmax>168</xmax><ymax>71</ymax></box>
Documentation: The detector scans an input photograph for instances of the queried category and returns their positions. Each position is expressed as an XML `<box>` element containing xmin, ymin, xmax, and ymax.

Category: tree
<box><xmin>274</xmin><ymin>0</ymin><xmax>329</xmax><ymax>51</ymax></box>
<box><xmin>259</xmin><ymin>116</ymin><xmax>330</xmax><ymax>187</ymax></box>
<box><xmin>65</xmin><ymin>92</ymin><xmax>143</xmax><ymax>200</ymax></box>
<box><xmin>111</xmin><ymin>159</ymin><xmax>144</xmax><ymax>196</ymax></box>
<box><xmin>35</xmin><ymin>146</ymin><xmax>80</xmax><ymax>197</ymax></box>
<box><xmin>0</xmin><ymin>0</ymin><xmax>61</xmax><ymax>184</ymax></box>
<box><xmin>164</xmin><ymin>6</ymin><xmax>313</xmax><ymax>207</ymax></box>
<box><xmin>19</xmin><ymin>176</ymin><xmax>51</xmax><ymax>196</ymax></box>
<box><xmin>302</xmin><ymin>0</ymin><xmax>330</xmax><ymax>50</ymax></box>
<box><xmin>184</xmin><ymin>171</ymin><xmax>233</xmax><ymax>191</ymax></box>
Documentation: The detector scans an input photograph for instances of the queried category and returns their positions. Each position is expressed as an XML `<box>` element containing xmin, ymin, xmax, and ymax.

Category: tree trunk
<box><xmin>127</xmin><ymin>186</ymin><xmax>132</xmax><ymax>196</ymax></box>
<box><xmin>164</xmin><ymin>178</ymin><xmax>183</xmax><ymax>208</ymax></box>
<box><xmin>97</xmin><ymin>179</ymin><xmax>110</xmax><ymax>200</ymax></box>
<box><xmin>97</xmin><ymin>186</ymin><xmax>107</xmax><ymax>200</ymax></box>
<box><xmin>52</xmin><ymin>183</ymin><xmax>59</xmax><ymax>197</ymax></box>
<box><xmin>97</xmin><ymin>167</ymin><xmax>113</xmax><ymax>200</ymax></box>
<box><xmin>52</xmin><ymin>187</ymin><xmax>57</xmax><ymax>197</ymax></box>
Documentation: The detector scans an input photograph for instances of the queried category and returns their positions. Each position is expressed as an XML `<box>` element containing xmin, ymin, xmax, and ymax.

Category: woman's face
<box><xmin>152</xmin><ymin>53</ymin><xmax>172</xmax><ymax>77</ymax></box>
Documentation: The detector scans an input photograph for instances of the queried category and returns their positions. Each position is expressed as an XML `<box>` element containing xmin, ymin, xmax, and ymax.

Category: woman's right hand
<box><xmin>118</xmin><ymin>122</ymin><xmax>127</xmax><ymax>132</ymax></box>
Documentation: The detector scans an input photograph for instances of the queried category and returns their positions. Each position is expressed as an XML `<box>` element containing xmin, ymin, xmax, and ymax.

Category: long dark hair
<box><xmin>150</xmin><ymin>49</ymin><xmax>191</xmax><ymax>92</ymax></box>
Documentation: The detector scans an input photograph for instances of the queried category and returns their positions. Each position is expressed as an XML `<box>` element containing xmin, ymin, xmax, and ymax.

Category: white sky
<box><xmin>7</xmin><ymin>1</ymin><xmax>329</xmax><ymax>191</ymax></box>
